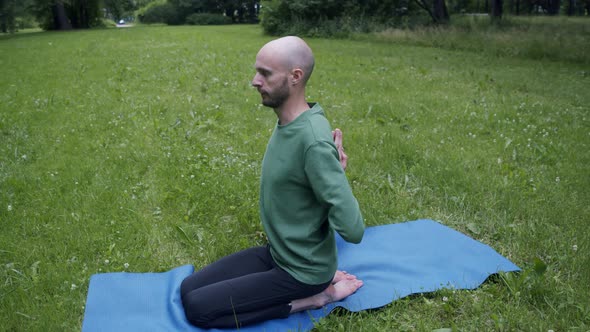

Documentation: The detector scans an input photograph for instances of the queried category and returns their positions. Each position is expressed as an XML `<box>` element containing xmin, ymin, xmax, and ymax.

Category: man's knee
<box><xmin>179</xmin><ymin>276</ymin><xmax>192</xmax><ymax>298</ymax></box>
<box><xmin>181</xmin><ymin>292</ymin><xmax>214</xmax><ymax>328</ymax></box>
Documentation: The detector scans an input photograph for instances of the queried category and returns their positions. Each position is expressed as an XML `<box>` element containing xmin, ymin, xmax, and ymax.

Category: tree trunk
<box><xmin>224</xmin><ymin>8</ymin><xmax>234</xmax><ymax>22</ymax></box>
<box><xmin>52</xmin><ymin>1</ymin><xmax>72</xmax><ymax>30</ymax></box>
<box><xmin>433</xmin><ymin>0</ymin><xmax>449</xmax><ymax>23</ymax></box>
<box><xmin>516</xmin><ymin>0</ymin><xmax>520</xmax><ymax>14</ymax></box>
<box><xmin>80</xmin><ymin>0</ymin><xmax>89</xmax><ymax>28</ymax></box>
<box><xmin>567</xmin><ymin>0</ymin><xmax>575</xmax><ymax>15</ymax></box>
<box><xmin>413</xmin><ymin>0</ymin><xmax>449</xmax><ymax>24</ymax></box>
<box><xmin>547</xmin><ymin>0</ymin><xmax>561</xmax><ymax>14</ymax></box>
<box><xmin>491</xmin><ymin>0</ymin><xmax>503</xmax><ymax>20</ymax></box>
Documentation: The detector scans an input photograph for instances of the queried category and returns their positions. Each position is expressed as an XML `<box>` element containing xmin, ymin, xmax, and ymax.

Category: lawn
<box><xmin>1</xmin><ymin>23</ymin><xmax>589</xmax><ymax>331</ymax></box>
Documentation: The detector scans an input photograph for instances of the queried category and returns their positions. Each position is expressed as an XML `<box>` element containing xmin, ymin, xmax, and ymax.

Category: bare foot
<box><xmin>332</xmin><ymin>270</ymin><xmax>357</xmax><ymax>284</ymax></box>
<box><xmin>323</xmin><ymin>278</ymin><xmax>363</xmax><ymax>304</ymax></box>
<box><xmin>289</xmin><ymin>277</ymin><xmax>363</xmax><ymax>313</ymax></box>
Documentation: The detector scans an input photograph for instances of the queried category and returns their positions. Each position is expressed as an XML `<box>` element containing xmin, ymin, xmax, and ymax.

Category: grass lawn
<box><xmin>1</xmin><ymin>23</ymin><xmax>589</xmax><ymax>331</ymax></box>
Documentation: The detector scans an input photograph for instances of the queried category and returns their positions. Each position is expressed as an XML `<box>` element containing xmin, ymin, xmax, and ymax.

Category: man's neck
<box><xmin>274</xmin><ymin>96</ymin><xmax>310</xmax><ymax>126</ymax></box>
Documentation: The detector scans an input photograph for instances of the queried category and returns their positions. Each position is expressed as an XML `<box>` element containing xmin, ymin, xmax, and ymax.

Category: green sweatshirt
<box><xmin>259</xmin><ymin>103</ymin><xmax>365</xmax><ymax>285</ymax></box>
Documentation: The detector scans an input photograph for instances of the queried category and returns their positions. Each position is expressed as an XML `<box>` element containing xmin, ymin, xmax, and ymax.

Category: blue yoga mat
<box><xmin>82</xmin><ymin>219</ymin><xmax>520</xmax><ymax>332</ymax></box>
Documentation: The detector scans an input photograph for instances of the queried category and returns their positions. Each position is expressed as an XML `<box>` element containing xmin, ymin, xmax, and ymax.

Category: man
<box><xmin>180</xmin><ymin>36</ymin><xmax>364</xmax><ymax>328</ymax></box>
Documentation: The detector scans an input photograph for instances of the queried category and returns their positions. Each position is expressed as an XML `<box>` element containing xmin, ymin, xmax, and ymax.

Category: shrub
<box><xmin>186</xmin><ymin>13</ymin><xmax>232</xmax><ymax>25</ymax></box>
<box><xmin>98</xmin><ymin>19</ymin><xmax>118</xmax><ymax>28</ymax></box>
<box><xmin>138</xmin><ymin>2</ymin><xmax>181</xmax><ymax>25</ymax></box>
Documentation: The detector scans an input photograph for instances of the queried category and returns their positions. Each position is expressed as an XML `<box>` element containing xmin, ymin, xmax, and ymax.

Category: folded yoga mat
<box><xmin>82</xmin><ymin>219</ymin><xmax>519</xmax><ymax>332</ymax></box>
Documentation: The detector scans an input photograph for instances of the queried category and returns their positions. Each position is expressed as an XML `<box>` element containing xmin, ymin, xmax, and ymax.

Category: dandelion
<box><xmin>104</xmin><ymin>259</ymin><xmax>110</xmax><ymax>264</ymax></box>
<box><xmin>124</xmin><ymin>263</ymin><xmax>129</xmax><ymax>269</ymax></box>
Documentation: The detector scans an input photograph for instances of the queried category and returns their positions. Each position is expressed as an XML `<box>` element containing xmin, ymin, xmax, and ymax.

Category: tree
<box><xmin>414</xmin><ymin>0</ymin><xmax>450</xmax><ymax>23</ymax></box>
<box><xmin>103</xmin><ymin>0</ymin><xmax>137</xmax><ymax>21</ymax></box>
<box><xmin>546</xmin><ymin>0</ymin><xmax>560</xmax><ymax>14</ymax></box>
<box><xmin>1</xmin><ymin>0</ymin><xmax>34</xmax><ymax>32</ymax></box>
<box><xmin>0</xmin><ymin>0</ymin><xmax>17</xmax><ymax>32</ymax></box>
<box><xmin>162</xmin><ymin>0</ymin><xmax>259</xmax><ymax>24</ymax></box>
<box><xmin>490</xmin><ymin>0</ymin><xmax>502</xmax><ymax>20</ymax></box>
<box><xmin>32</xmin><ymin>0</ymin><xmax>101</xmax><ymax>30</ymax></box>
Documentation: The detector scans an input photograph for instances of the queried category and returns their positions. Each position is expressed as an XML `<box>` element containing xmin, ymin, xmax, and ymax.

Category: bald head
<box><xmin>258</xmin><ymin>36</ymin><xmax>315</xmax><ymax>85</ymax></box>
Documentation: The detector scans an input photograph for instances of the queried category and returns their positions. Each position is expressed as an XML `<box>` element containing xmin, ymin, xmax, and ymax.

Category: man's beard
<box><xmin>261</xmin><ymin>77</ymin><xmax>290</xmax><ymax>109</ymax></box>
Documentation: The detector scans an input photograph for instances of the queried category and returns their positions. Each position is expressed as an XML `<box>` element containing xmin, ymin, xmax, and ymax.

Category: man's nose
<box><xmin>251</xmin><ymin>73</ymin><xmax>262</xmax><ymax>87</ymax></box>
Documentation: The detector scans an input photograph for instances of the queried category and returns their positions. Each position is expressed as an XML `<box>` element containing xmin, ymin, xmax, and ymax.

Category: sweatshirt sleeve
<box><xmin>304</xmin><ymin>141</ymin><xmax>365</xmax><ymax>243</ymax></box>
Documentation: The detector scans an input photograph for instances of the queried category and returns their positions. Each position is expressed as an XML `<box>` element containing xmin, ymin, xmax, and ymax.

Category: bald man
<box><xmin>180</xmin><ymin>36</ymin><xmax>365</xmax><ymax>329</ymax></box>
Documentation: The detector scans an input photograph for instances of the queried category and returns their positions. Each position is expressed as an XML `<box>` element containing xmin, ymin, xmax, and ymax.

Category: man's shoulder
<box><xmin>302</xmin><ymin>103</ymin><xmax>333</xmax><ymax>146</ymax></box>
<box><xmin>306</xmin><ymin>102</ymin><xmax>329</xmax><ymax>127</ymax></box>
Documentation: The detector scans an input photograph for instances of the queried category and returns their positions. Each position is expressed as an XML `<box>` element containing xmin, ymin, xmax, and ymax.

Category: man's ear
<box><xmin>291</xmin><ymin>68</ymin><xmax>304</xmax><ymax>85</ymax></box>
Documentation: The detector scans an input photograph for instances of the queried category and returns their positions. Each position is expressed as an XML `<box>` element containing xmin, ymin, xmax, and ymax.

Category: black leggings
<box><xmin>180</xmin><ymin>246</ymin><xmax>332</xmax><ymax>329</ymax></box>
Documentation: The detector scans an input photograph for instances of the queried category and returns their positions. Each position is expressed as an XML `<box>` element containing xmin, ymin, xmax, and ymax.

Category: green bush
<box><xmin>260</xmin><ymin>0</ymin><xmax>417</xmax><ymax>37</ymax></box>
<box><xmin>259</xmin><ymin>0</ymin><xmax>288</xmax><ymax>35</ymax></box>
<box><xmin>138</xmin><ymin>2</ymin><xmax>181</xmax><ymax>25</ymax></box>
<box><xmin>186</xmin><ymin>13</ymin><xmax>232</xmax><ymax>25</ymax></box>
<box><xmin>97</xmin><ymin>18</ymin><xmax>118</xmax><ymax>28</ymax></box>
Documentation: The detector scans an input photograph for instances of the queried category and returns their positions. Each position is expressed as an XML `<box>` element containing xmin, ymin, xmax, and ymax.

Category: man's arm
<box><xmin>305</xmin><ymin>141</ymin><xmax>364</xmax><ymax>243</ymax></box>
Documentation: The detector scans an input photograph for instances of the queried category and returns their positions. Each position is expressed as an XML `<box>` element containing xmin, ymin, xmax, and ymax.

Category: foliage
<box><xmin>0</xmin><ymin>0</ymin><xmax>17</xmax><ymax>32</ymax></box>
<box><xmin>103</xmin><ymin>0</ymin><xmax>137</xmax><ymax>21</ymax></box>
<box><xmin>260</xmin><ymin>0</ymin><xmax>590</xmax><ymax>36</ymax></box>
<box><xmin>31</xmin><ymin>0</ymin><xmax>102</xmax><ymax>30</ymax></box>
<box><xmin>164</xmin><ymin>0</ymin><xmax>259</xmax><ymax>24</ymax></box>
<box><xmin>259</xmin><ymin>0</ymin><xmax>444</xmax><ymax>36</ymax></box>
<box><xmin>186</xmin><ymin>12</ymin><xmax>232</xmax><ymax>24</ymax></box>
<box><xmin>138</xmin><ymin>2</ymin><xmax>182</xmax><ymax>24</ymax></box>
<box><xmin>135</xmin><ymin>0</ymin><xmax>166</xmax><ymax>19</ymax></box>
<box><xmin>0</xmin><ymin>0</ymin><xmax>35</xmax><ymax>33</ymax></box>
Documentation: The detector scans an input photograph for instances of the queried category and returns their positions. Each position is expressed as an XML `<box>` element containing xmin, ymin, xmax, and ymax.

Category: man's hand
<box><xmin>332</xmin><ymin>128</ymin><xmax>348</xmax><ymax>171</ymax></box>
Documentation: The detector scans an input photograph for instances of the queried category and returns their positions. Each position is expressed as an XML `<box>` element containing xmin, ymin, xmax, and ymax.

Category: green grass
<box><xmin>1</xmin><ymin>24</ymin><xmax>589</xmax><ymax>331</ymax></box>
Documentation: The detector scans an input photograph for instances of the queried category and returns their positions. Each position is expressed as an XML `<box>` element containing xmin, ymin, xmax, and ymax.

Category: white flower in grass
<box><xmin>555</xmin><ymin>177</ymin><xmax>560</xmax><ymax>183</ymax></box>
<box><xmin>572</xmin><ymin>245</ymin><xmax>578</xmax><ymax>252</ymax></box>
<box><xmin>124</xmin><ymin>263</ymin><xmax>129</xmax><ymax>269</ymax></box>
<box><xmin>7</xmin><ymin>204</ymin><xmax>12</xmax><ymax>212</ymax></box>
<box><xmin>71</xmin><ymin>283</ymin><xmax>77</xmax><ymax>290</ymax></box>
<box><xmin>442</xmin><ymin>296</ymin><xmax>449</xmax><ymax>302</ymax></box>
<box><xmin>104</xmin><ymin>259</ymin><xmax>110</xmax><ymax>264</ymax></box>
